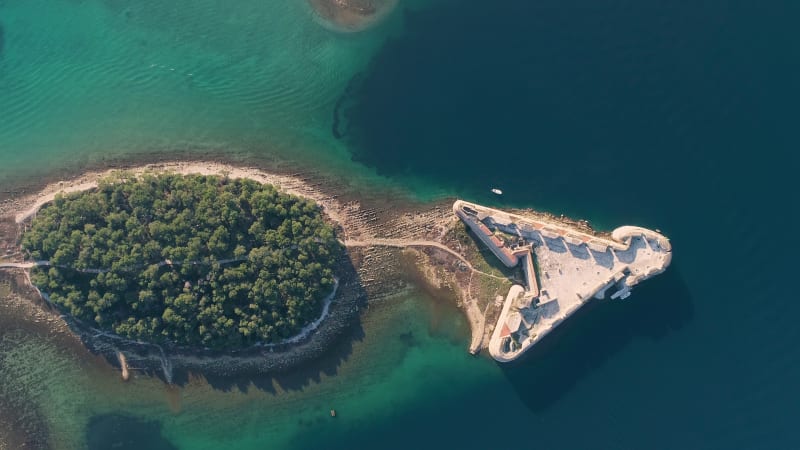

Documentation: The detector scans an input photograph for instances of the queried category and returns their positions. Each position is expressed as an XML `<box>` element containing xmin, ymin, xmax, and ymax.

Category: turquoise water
<box><xmin>2</xmin><ymin>0</ymin><xmax>800</xmax><ymax>449</ymax></box>
<box><xmin>0</xmin><ymin>287</ymin><xmax>489</xmax><ymax>449</ymax></box>
<box><xmin>0</xmin><ymin>0</ymin><xmax>432</xmax><ymax>194</ymax></box>
<box><xmin>1</xmin><ymin>2</ymin><xmax>472</xmax><ymax>447</ymax></box>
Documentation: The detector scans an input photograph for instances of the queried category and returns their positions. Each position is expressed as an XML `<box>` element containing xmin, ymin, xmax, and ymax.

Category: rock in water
<box><xmin>118</xmin><ymin>352</ymin><xmax>130</xmax><ymax>382</ymax></box>
<box><xmin>308</xmin><ymin>0</ymin><xmax>398</xmax><ymax>32</ymax></box>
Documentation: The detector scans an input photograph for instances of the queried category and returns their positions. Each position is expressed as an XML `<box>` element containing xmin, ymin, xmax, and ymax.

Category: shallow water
<box><xmin>0</xmin><ymin>0</ymin><xmax>431</xmax><ymax>194</ymax></box>
<box><xmin>0</xmin><ymin>284</ymin><xmax>485</xmax><ymax>449</ymax></box>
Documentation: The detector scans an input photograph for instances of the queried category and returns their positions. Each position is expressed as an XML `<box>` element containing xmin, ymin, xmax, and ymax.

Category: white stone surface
<box><xmin>455</xmin><ymin>200</ymin><xmax>672</xmax><ymax>362</ymax></box>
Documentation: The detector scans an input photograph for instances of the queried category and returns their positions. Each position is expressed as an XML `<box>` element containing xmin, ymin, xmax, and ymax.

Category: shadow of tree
<box><xmin>499</xmin><ymin>264</ymin><xmax>693</xmax><ymax>412</ymax></box>
<box><xmin>89</xmin><ymin>251</ymin><xmax>369</xmax><ymax>394</ymax></box>
<box><xmin>189</xmin><ymin>319</ymin><xmax>367</xmax><ymax>394</ymax></box>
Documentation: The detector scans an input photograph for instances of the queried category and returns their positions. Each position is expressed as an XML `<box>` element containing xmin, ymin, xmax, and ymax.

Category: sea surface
<box><xmin>1</xmin><ymin>0</ymin><xmax>798</xmax><ymax>449</ymax></box>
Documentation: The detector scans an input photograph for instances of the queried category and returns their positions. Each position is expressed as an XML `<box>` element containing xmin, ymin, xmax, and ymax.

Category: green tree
<box><xmin>22</xmin><ymin>173</ymin><xmax>341</xmax><ymax>349</ymax></box>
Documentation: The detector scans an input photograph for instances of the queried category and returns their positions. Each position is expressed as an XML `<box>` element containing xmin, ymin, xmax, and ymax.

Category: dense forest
<box><xmin>21</xmin><ymin>173</ymin><xmax>342</xmax><ymax>349</ymax></box>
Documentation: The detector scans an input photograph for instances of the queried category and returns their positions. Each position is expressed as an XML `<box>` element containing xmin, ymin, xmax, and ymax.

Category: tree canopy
<box><xmin>22</xmin><ymin>173</ymin><xmax>341</xmax><ymax>349</ymax></box>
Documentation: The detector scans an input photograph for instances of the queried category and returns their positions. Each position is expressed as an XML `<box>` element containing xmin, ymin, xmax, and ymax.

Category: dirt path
<box><xmin>344</xmin><ymin>238</ymin><xmax>506</xmax><ymax>281</ymax></box>
<box><xmin>0</xmin><ymin>262</ymin><xmax>37</xmax><ymax>269</ymax></box>
<box><xmin>0</xmin><ymin>257</ymin><xmax>249</xmax><ymax>273</ymax></box>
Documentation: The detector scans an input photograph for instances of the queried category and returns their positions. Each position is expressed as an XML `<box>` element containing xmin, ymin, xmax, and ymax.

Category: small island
<box><xmin>20</xmin><ymin>173</ymin><xmax>341</xmax><ymax>350</ymax></box>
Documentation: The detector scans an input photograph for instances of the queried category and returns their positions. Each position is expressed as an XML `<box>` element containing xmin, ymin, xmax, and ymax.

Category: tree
<box><xmin>23</xmin><ymin>173</ymin><xmax>341</xmax><ymax>349</ymax></box>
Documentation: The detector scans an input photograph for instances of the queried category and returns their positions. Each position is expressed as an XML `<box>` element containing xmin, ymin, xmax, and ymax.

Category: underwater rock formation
<box><xmin>308</xmin><ymin>0</ymin><xmax>398</xmax><ymax>32</ymax></box>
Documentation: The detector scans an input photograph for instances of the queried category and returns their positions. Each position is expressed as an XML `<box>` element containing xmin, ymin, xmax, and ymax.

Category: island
<box><xmin>0</xmin><ymin>161</ymin><xmax>672</xmax><ymax>379</ymax></box>
<box><xmin>19</xmin><ymin>173</ymin><xmax>341</xmax><ymax>350</ymax></box>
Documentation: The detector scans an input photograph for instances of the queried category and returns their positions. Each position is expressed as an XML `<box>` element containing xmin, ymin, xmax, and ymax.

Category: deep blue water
<box><xmin>334</xmin><ymin>0</ymin><xmax>800</xmax><ymax>448</ymax></box>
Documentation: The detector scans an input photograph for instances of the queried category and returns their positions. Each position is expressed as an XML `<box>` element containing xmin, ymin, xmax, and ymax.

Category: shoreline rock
<box><xmin>117</xmin><ymin>352</ymin><xmax>130</xmax><ymax>381</ymax></box>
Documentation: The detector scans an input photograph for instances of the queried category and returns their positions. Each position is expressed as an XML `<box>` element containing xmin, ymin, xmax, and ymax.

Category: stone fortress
<box><xmin>453</xmin><ymin>200</ymin><xmax>672</xmax><ymax>362</ymax></box>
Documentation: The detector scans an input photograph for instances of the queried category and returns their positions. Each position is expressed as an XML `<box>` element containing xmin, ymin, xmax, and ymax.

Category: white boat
<box><xmin>491</xmin><ymin>188</ymin><xmax>503</xmax><ymax>195</ymax></box>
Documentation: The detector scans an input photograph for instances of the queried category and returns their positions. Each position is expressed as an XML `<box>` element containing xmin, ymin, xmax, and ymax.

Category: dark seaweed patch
<box><xmin>86</xmin><ymin>414</ymin><xmax>177</xmax><ymax>450</ymax></box>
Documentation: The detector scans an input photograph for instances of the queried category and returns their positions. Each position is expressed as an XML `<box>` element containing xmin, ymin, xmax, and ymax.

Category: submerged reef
<box><xmin>308</xmin><ymin>0</ymin><xmax>398</xmax><ymax>32</ymax></box>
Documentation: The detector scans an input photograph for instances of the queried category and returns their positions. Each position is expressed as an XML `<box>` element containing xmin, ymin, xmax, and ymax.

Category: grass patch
<box><xmin>475</xmin><ymin>274</ymin><xmax>512</xmax><ymax>311</ymax></box>
<box><xmin>445</xmin><ymin>223</ymin><xmax>516</xmax><ymax>278</ymax></box>
<box><xmin>0</xmin><ymin>281</ymin><xmax>11</xmax><ymax>298</ymax></box>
